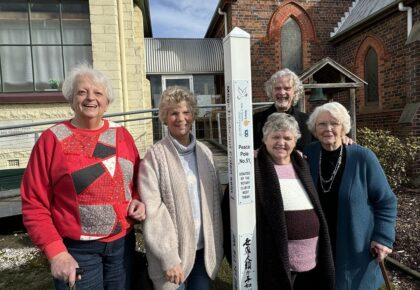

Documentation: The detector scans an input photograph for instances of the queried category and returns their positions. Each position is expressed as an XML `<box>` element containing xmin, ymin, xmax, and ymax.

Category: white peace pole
<box><xmin>224</xmin><ymin>27</ymin><xmax>258</xmax><ymax>290</ymax></box>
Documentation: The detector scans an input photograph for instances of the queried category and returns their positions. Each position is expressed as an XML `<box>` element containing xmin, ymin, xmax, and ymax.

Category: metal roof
<box><xmin>331</xmin><ymin>0</ymin><xmax>399</xmax><ymax>38</ymax></box>
<box><xmin>145</xmin><ymin>38</ymin><xmax>224</xmax><ymax>74</ymax></box>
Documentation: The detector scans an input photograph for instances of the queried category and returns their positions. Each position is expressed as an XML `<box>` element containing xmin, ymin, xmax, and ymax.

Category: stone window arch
<box><xmin>266</xmin><ymin>1</ymin><xmax>317</xmax><ymax>71</ymax></box>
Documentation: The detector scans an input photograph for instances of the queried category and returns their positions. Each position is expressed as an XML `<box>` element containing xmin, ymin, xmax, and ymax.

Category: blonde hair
<box><xmin>159</xmin><ymin>86</ymin><xmax>197</xmax><ymax>124</ymax></box>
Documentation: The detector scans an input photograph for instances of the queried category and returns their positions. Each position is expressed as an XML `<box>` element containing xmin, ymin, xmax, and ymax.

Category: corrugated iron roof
<box><xmin>331</xmin><ymin>0</ymin><xmax>399</xmax><ymax>38</ymax></box>
<box><xmin>145</xmin><ymin>38</ymin><xmax>224</xmax><ymax>74</ymax></box>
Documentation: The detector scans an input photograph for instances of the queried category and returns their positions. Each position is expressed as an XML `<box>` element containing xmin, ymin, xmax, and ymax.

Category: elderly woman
<box><xmin>139</xmin><ymin>86</ymin><xmax>223</xmax><ymax>290</ymax></box>
<box><xmin>223</xmin><ymin>112</ymin><xmax>334</xmax><ymax>289</ymax></box>
<box><xmin>304</xmin><ymin>102</ymin><xmax>397</xmax><ymax>289</ymax></box>
<box><xmin>253</xmin><ymin>68</ymin><xmax>314</xmax><ymax>151</ymax></box>
<box><xmin>21</xmin><ymin>64</ymin><xmax>145</xmax><ymax>289</ymax></box>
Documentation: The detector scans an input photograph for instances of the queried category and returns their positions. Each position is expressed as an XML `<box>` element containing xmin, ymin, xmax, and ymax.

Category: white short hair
<box><xmin>307</xmin><ymin>102</ymin><xmax>351</xmax><ymax>134</ymax></box>
<box><xmin>62</xmin><ymin>63</ymin><xmax>114</xmax><ymax>104</ymax></box>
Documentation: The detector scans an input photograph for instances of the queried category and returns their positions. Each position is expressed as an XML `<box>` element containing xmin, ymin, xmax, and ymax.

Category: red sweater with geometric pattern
<box><xmin>21</xmin><ymin>120</ymin><xmax>140</xmax><ymax>260</ymax></box>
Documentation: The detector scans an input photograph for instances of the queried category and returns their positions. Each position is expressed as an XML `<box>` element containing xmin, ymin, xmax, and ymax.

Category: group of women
<box><xmin>21</xmin><ymin>64</ymin><xmax>397</xmax><ymax>290</ymax></box>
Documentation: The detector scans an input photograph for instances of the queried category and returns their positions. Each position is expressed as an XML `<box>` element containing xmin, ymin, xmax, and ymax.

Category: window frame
<box><xmin>0</xmin><ymin>0</ymin><xmax>91</xmax><ymax>103</ymax></box>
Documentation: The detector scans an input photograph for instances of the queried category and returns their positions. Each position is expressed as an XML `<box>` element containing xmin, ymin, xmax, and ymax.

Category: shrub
<box><xmin>356</xmin><ymin>127</ymin><xmax>420</xmax><ymax>189</ymax></box>
<box><xmin>47</xmin><ymin>79</ymin><xmax>59</xmax><ymax>89</ymax></box>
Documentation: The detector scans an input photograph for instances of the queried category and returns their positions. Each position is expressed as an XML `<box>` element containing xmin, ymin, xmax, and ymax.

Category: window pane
<box><xmin>0</xmin><ymin>46</ymin><xmax>33</xmax><ymax>92</ymax></box>
<box><xmin>62</xmin><ymin>1</ymin><xmax>91</xmax><ymax>44</ymax></box>
<box><xmin>33</xmin><ymin>46</ymin><xmax>64</xmax><ymax>91</ymax></box>
<box><xmin>194</xmin><ymin>75</ymin><xmax>217</xmax><ymax>117</ymax></box>
<box><xmin>281</xmin><ymin>18</ymin><xmax>302</xmax><ymax>74</ymax></box>
<box><xmin>149</xmin><ymin>75</ymin><xmax>162</xmax><ymax>108</ymax></box>
<box><xmin>364</xmin><ymin>48</ymin><xmax>378</xmax><ymax>103</ymax></box>
<box><xmin>166</xmin><ymin>79</ymin><xmax>190</xmax><ymax>89</ymax></box>
<box><xmin>193</xmin><ymin>75</ymin><xmax>215</xmax><ymax>95</ymax></box>
<box><xmin>30</xmin><ymin>2</ymin><xmax>61</xmax><ymax>44</ymax></box>
<box><xmin>0</xmin><ymin>2</ymin><xmax>30</xmax><ymax>45</ymax></box>
<box><xmin>63</xmin><ymin>46</ymin><xmax>92</xmax><ymax>75</ymax></box>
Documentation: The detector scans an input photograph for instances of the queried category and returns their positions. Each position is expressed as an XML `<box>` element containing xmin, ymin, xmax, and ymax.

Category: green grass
<box><xmin>212</xmin><ymin>258</ymin><xmax>232</xmax><ymax>289</ymax></box>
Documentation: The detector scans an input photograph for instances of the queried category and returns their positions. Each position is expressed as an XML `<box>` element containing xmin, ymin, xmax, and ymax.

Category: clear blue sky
<box><xmin>150</xmin><ymin>0</ymin><xmax>219</xmax><ymax>38</ymax></box>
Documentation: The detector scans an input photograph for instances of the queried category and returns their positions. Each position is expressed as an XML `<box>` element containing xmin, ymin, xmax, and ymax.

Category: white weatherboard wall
<box><xmin>224</xmin><ymin>27</ymin><xmax>258</xmax><ymax>290</ymax></box>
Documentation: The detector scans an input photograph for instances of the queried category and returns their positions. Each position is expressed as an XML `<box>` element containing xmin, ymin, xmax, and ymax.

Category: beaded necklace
<box><xmin>319</xmin><ymin>145</ymin><xmax>343</xmax><ymax>193</ymax></box>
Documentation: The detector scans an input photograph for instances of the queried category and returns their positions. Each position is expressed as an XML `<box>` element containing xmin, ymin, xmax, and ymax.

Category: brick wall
<box><xmin>213</xmin><ymin>0</ymin><xmax>353</xmax><ymax>101</ymax></box>
<box><xmin>333</xmin><ymin>2</ymin><xmax>420</xmax><ymax>179</ymax></box>
<box><xmin>209</xmin><ymin>0</ymin><xmax>420</xmax><ymax>181</ymax></box>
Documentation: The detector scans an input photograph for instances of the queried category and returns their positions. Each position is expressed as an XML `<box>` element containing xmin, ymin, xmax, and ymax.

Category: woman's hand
<box><xmin>50</xmin><ymin>252</ymin><xmax>80</xmax><ymax>287</ymax></box>
<box><xmin>371</xmin><ymin>241</ymin><xmax>392</xmax><ymax>263</ymax></box>
<box><xmin>341</xmin><ymin>135</ymin><xmax>354</xmax><ymax>145</ymax></box>
<box><xmin>165</xmin><ymin>263</ymin><xmax>185</xmax><ymax>285</ymax></box>
<box><xmin>128</xmin><ymin>199</ymin><xmax>146</xmax><ymax>221</ymax></box>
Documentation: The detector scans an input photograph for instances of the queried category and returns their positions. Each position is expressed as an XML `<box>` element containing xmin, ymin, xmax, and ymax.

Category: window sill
<box><xmin>0</xmin><ymin>92</ymin><xmax>67</xmax><ymax>104</ymax></box>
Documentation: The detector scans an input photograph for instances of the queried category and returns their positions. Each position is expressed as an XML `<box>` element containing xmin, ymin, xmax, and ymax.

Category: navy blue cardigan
<box><xmin>304</xmin><ymin>142</ymin><xmax>397</xmax><ymax>290</ymax></box>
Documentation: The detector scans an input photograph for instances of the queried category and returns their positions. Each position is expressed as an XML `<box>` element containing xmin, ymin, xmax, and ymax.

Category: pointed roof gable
<box><xmin>300</xmin><ymin>57</ymin><xmax>366</xmax><ymax>89</ymax></box>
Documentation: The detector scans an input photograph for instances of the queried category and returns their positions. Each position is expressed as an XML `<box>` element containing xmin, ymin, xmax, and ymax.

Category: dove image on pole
<box><xmin>224</xmin><ymin>27</ymin><xmax>258</xmax><ymax>290</ymax></box>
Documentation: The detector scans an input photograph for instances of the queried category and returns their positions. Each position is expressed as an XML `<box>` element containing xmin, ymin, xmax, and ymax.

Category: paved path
<box><xmin>0</xmin><ymin>189</ymin><xmax>21</xmax><ymax>218</ymax></box>
<box><xmin>201</xmin><ymin>140</ymin><xmax>228</xmax><ymax>185</ymax></box>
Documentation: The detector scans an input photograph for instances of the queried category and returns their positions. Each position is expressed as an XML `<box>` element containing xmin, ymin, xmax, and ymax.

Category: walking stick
<box><xmin>68</xmin><ymin>268</ymin><xmax>84</xmax><ymax>290</ymax></box>
<box><xmin>379</xmin><ymin>259</ymin><xmax>392</xmax><ymax>290</ymax></box>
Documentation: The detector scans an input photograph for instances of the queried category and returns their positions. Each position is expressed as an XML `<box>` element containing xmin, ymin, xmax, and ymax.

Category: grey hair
<box><xmin>264</xmin><ymin>68</ymin><xmax>304</xmax><ymax>105</ymax></box>
<box><xmin>307</xmin><ymin>102</ymin><xmax>351</xmax><ymax>134</ymax></box>
<box><xmin>262</xmin><ymin>112</ymin><xmax>301</xmax><ymax>141</ymax></box>
<box><xmin>158</xmin><ymin>86</ymin><xmax>197</xmax><ymax>124</ymax></box>
<box><xmin>62</xmin><ymin>63</ymin><xmax>114</xmax><ymax>104</ymax></box>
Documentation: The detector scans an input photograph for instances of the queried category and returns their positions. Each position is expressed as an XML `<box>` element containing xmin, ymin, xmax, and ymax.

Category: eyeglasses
<box><xmin>316</xmin><ymin>121</ymin><xmax>342</xmax><ymax>129</ymax></box>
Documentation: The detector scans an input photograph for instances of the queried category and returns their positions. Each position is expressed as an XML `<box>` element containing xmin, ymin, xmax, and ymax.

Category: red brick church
<box><xmin>206</xmin><ymin>0</ymin><xmax>420</xmax><ymax>183</ymax></box>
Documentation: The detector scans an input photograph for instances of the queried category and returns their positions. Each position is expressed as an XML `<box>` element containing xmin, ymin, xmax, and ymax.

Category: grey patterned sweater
<box><xmin>138</xmin><ymin>136</ymin><xmax>224</xmax><ymax>290</ymax></box>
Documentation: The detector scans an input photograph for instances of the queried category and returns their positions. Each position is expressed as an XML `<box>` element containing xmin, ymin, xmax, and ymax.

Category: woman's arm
<box><xmin>122</xmin><ymin>128</ymin><xmax>146</xmax><ymax>221</ymax></box>
<box><xmin>364</xmin><ymin>148</ymin><xmax>397</xmax><ymax>249</ymax></box>
<box><xmin>21</xmin><ymin>131</ymin><xmax>67</xmax><ymax>259</ymax></box>
<box><xmin>21</xmin><ymin>130</ymin><xmax>80</xmax><ymax>283</ymax></box>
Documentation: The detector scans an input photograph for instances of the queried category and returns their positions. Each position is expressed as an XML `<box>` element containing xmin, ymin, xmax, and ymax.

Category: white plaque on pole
<box><xmin>224</xmin><ymin>27</ymin><xmax>257</xmax><ymax>290</ymax></box>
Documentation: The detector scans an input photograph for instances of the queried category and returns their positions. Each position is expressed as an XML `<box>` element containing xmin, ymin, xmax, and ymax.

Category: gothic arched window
<box><xmin>281</xmin><ymin>18</ymin><xmax>302</xmax><ymax>74</ymax></box>
<box><xmin>364</xmin><ymin>47</ymin><xmax>379</xmax><ymax>103</ymax></box>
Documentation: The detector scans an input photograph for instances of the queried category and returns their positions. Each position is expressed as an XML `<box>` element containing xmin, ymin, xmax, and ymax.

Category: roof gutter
<box><xmin>398</xmin><ymin>2</ymin><xmax>412</xmax><ymax>38</ymax></box>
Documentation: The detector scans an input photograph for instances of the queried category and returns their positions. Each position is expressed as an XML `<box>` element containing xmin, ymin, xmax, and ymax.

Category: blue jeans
<box><xmin>177</xmin><ymin>249</ymin><xmax>210</xmax><ymax>290</ymax></box>
<box><xmin>53</xmin><ymin>230</ymin><xmax>135</xmax><ymax>290</ymax></box>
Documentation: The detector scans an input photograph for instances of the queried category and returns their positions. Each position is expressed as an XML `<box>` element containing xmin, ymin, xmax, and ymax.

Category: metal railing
<box><xmin>0</xmin><ymin>102</ymin><xmax>273</xmax><ymax>190</ymax></box>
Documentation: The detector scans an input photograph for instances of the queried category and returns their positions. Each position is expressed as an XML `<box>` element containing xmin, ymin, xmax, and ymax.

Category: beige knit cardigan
<box><xmin>138</xmin><ymin>136</ymin><xmax>224</xmax><ymax>290</ymax></box>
